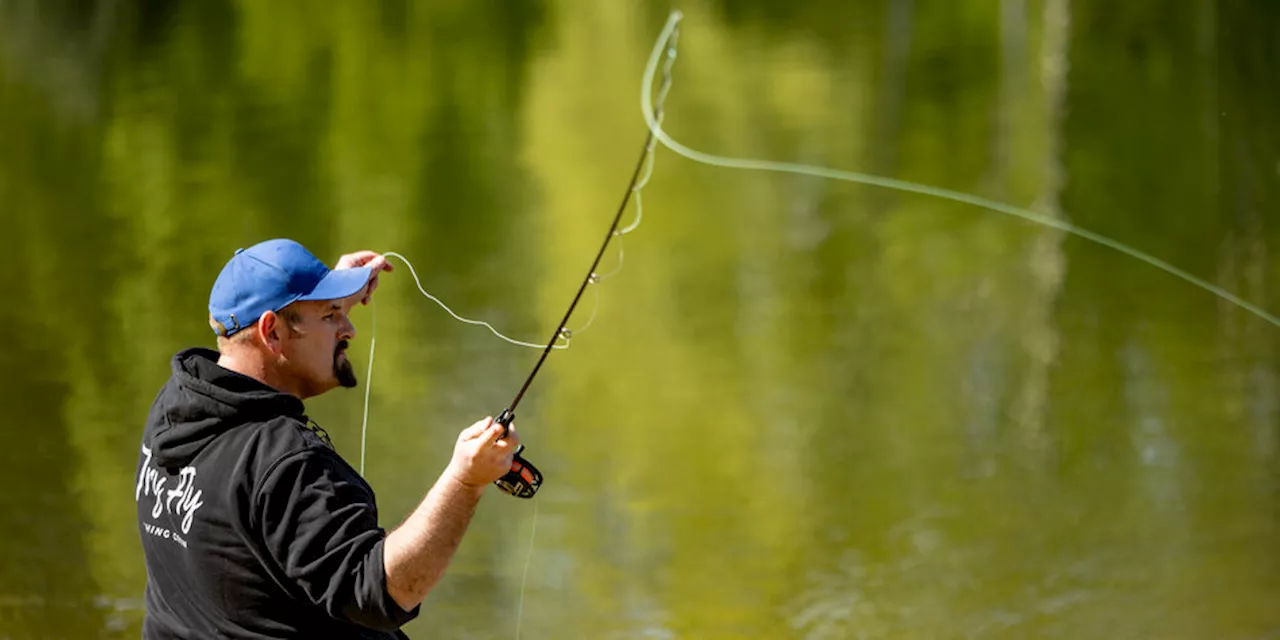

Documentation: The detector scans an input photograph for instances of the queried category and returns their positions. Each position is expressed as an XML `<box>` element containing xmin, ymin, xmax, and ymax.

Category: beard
<box><xmin>335</xmin><ymin>340</ymin><xmax>358</xmax><ymax>388</ymax></box>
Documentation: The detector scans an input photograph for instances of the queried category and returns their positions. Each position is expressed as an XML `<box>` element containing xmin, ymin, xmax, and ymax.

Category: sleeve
<box><xmin>253</xmin><ymin>447</ymin><xmax>420</xmax><ymax>632</ymax></box>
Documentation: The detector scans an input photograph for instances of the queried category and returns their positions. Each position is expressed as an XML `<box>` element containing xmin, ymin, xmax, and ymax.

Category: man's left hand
<box><xmin>335</xmin><ymin>251</ymin><xmax>394</xmax><ymax>305</ymax></box>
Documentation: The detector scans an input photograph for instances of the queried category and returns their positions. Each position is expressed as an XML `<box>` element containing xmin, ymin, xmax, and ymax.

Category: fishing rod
<box><xmin>491</xmin><ymin>127</ymin><xmax>663</xmax><ymax>499</ymax></box>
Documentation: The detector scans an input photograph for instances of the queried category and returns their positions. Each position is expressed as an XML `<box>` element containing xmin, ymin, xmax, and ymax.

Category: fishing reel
<box><xmin>493</xmin><ymin>409</ymin><xmax>542</xmax><ymax>499</ymax></box>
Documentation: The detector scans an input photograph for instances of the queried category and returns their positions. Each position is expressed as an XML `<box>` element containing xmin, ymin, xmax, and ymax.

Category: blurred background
<box><xmin>2</xmin><ymin>0</ymin><xmax>1278</xmax><ymax>638</ymax></box>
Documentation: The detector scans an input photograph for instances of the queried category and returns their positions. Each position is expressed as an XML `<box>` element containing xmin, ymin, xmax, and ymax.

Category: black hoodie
<box><xmin>135</xmin><ymin>348</ymin><xmax>419</xmax><ymax>639</ymax></box>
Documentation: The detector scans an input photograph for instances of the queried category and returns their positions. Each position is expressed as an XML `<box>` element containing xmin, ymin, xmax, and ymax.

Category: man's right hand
<box><xmin>446</xmin><ymin>417</ymin><xmax>519</xmax><ymax>490</ymax></box>
<box><xmin>334</xmin><ymin>250</ymin><xmax>394</xmax><ymax>306</ymax></box>
<box><xmin>384</xmin><ymin>416</ymin><xmax>518</xmax><ymax>611</ymax></box>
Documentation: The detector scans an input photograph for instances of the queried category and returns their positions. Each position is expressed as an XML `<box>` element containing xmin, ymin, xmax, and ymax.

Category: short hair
<box><xmin>277</xmin><ymin>306</ymin><xmax>302</xmax><ymax>328</ymax></box>
<box><xmin>217</xmin><ymin>305</ymin><xmax>304</xmax><ymax>347</ymax></box>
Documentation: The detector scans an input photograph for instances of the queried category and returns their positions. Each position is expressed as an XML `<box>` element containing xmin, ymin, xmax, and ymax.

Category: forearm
<box><xmin>383</xmin><ymin>469</ymin><xmax>485</xmax><ymax>611</ymax></box>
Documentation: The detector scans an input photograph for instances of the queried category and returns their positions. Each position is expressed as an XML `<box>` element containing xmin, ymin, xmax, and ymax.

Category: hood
<box><xmin>148</xmin><ymin>347</ymin><xmax>305</xmax><ymax>469</ymax></box>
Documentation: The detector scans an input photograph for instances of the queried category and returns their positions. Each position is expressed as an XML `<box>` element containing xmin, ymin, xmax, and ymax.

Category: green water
<box><xmin>2</xmin><ymin>0</ymin><xmax>1278</xmax><ymax>638</ymax></box>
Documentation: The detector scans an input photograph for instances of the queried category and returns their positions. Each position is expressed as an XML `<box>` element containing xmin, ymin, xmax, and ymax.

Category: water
<box><xmin>2</xmin><ymin>0</ymin><xmax>1278</xmax><ymax>638</ymax></box>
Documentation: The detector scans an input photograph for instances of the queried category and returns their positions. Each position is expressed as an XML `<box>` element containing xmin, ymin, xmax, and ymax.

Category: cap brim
<box><xmin>298</xmin><ymin>266</ymin><xmax>372</xmax><ymax>302</ymax></box>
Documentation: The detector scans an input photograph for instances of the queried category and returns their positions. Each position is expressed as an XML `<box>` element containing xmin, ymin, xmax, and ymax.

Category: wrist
<box><xmin>443</xmin><ymin>464</ymin><xmax>488</xmax><ymax>497</ymax></box>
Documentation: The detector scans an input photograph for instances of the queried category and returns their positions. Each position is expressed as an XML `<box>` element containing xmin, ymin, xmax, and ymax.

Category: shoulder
<box><xmin>249</xmin><ymin>432</ymin><xmax>377</xmax><ymax>531</ymax></box>
<box><xmin>240</xmin><ymin>416</ymin><xmax>359</xmax><ymax>499</ymax></box>
<box><xmin>242</xmin><ymin>416</ymin><xmax>334</xmax><ymax>469</ymax></box>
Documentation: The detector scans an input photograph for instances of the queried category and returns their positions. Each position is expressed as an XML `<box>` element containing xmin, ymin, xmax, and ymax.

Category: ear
<box><xmin>258</xmin><ymin>311</ymin><xmax>284</xmax><ymax>354</ymax></box>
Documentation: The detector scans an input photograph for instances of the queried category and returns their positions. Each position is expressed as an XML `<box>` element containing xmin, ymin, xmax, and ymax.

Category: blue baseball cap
<box><xmin>208</xmin><ymin>239</ymin><xmax>372</xmax><ymax>337</ymax></box>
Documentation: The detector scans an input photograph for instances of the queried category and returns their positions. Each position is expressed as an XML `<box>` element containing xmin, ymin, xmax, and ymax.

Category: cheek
<box><xmin>281</xmin><ymin>335</ymin><xmax>329</xmax><ymax>368</ymax></box>
<box><xmin>311</xmin><ymin>338</ymin><xmax>333</xmax><ymax>361</ymax></box>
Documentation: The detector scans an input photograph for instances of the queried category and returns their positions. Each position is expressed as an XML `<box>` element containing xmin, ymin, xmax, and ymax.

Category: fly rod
<box><xmin>492</xmin><ymin>126</ymin><xmax>663</xmax><ymax>498</ymax></box>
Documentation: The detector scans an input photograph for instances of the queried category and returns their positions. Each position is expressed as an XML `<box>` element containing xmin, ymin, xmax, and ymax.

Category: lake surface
<box><xmin>2</xmin><ymin>0</ymin><xmax>1278</xmax><ymax>637</ymax></box>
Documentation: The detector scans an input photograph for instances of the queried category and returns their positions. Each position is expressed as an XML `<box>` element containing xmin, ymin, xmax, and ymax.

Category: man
<box><xmin>135</xmin><ymin>238</ymin><xmax>518</xmax><ymax>638</ymax></box>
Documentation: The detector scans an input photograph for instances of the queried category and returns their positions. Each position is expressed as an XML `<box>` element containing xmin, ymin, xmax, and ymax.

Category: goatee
<box><xmin>335</xmin><ymin>340</ymin><xmax>358</xmax><ymax>388</ymax></box>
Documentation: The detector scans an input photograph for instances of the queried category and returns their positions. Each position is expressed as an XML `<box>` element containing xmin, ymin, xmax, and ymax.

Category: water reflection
<box><xmin>1</xmin><ymin>0</ymin><xmax>1278</xmax><ymax>638</ymax></box>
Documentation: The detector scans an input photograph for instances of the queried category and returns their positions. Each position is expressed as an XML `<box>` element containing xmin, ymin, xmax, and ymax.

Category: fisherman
<box><xmin>134</xmin><ymin>238</ymin><xmax>519</xmax><ymax>638</ymax></box>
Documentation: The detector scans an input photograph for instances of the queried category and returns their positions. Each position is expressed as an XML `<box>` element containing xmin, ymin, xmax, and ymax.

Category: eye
<box><xmin>323</xmin><ymin>313</ymin><xmax>336</xmax><ymax>321</ymax></box>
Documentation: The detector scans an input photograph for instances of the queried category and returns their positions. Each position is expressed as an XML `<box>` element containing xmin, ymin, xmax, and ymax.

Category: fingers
<box><xmin>460</xmin><ymin>417</ymin><xmax>493</xmax><ymax>440</ymax></box>
<box><xmin>333</xmin><ymin>252</ymin><xmax>394</xmax><ymax>305</ymax></box>
<box><xmin>358</xmin><ymin>256</ymin><xmax>392</xmax><ymax>305</ymax></box>
<box><xmin>480</xmin><ymin>421</ymin><xmax>506</xmax><ymax>445</ymax></box>
<box><xmin>336</xmin><ymin>251</ymin><xmax>394</xmax><ymax>272</ymax></box>
<box><xmin>335</xmin><ymin>250</ymin><xmax>377</xmax><ymax>270</ymax></box>
<box><xmin>368</xmin><ymin>255</ymin><xmax>392</xmax><ymax>273</ymax></box>
<box><xmin>447</xmin><ymin>416</ymin><xmax>525</xmax><ymax>489</ymax></box>
<box><xmin>498</xmin><ymin>425</ymin><xmax>520</xmax><ymax>450</ymax></box>
<box><xmin>459</xmin><ymin>416</ymin><xmax>518</xmax><ymax>454</ymax></box>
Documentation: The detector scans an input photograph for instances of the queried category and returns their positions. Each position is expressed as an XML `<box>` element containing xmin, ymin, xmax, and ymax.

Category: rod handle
<box><xmin>492</xmin><ymin>409</ymin><xmax>542</xmax><ymax>499</ymax></box>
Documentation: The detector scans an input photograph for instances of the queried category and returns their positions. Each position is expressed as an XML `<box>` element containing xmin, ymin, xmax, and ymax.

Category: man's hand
<box><xmin>335</xmin><ymin>250</ymin><xmax>394</xmax><ymax>305</ymax></box>
<box><xmin>446</xmin><ymin>417</ymin><xmax>520</xmax><ymax>491</ymax></box>
<box><xmin>383</xmin><ymin>416</ymin><xmax>517</xmax><ymax>611</ymax></box>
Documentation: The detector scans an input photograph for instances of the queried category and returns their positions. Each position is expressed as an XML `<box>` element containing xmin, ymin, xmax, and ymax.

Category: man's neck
<box><xmin>217</xmin><ymin>350</ymin><xmax>302</xmax><ymax>399</ymax></box>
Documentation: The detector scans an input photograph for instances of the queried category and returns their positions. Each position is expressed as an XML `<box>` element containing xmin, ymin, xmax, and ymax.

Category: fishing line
<box><xmin>513</xmin><ymin>498</ymin><xmax>540</xmax><ymax>640</ymax></box>
<box><xmin>360</xmin><ymin>299</ymin><xmax>376</xmax><ymax>476</ymax></box>
<box><xmin>358</xmin><ymin>231</ymin><xmax>652</xmax><ymax>475</ymax></box>
<box><xmin>642</xmin><ymin>11</ymin><xmax>1280</xmax><ymax>329</ymax></box>
<box><xmin>382</xmin><ymin>251</ymin><xmax>573</xmax><ymax>350</ymax></box>
<box><xmin>617</xmin><ymin>135</ymin><xmax>662</xmax><ymax>236</ymax></box>
<box><xmin>356</xmin><ymin>252</ymin><xmax>567</xmax><ymax>475</ymax></box>
<box><xmin>572</xmin><ymin>281</ymin><xmax>602</xmax><ymax>334</ymax></box>
<box><xmin>597</xmin><ymin>234</ymin><xmax>625</xmax><ymax>281</ymax></box>
<box><xmin>351</xmin><ymin>293</ymin><xmax>543</xmax><ymax>639</ymax></box>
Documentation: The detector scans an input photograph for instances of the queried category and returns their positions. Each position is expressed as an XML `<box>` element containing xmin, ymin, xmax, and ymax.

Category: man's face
<box><xmin>277</xmin><ymin>297</ymin><xmax>359</xmax><ymax>398</ymax></box>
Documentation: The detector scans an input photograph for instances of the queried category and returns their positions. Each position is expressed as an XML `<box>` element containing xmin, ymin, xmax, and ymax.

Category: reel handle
<box><xmin>492</xmin><ymin>409</ymin><xmax>542</xmax><ymax>499</ymax></box>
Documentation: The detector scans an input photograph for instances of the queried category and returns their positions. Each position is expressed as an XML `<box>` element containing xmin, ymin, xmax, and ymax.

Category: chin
<box><xmin>336</xmin><ymin>363</ymin><xmax>359</xmax><ymax>389</ymax></box>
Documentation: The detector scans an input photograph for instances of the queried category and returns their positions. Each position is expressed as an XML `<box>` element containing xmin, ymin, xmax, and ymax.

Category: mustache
<box><xmin>335</xmin><ymin>340</ymin><xmax>350</xmax><ymax>355</ymax></box>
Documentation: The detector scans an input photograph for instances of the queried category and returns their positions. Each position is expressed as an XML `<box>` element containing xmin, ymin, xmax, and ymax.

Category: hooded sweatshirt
<box><xmin>135</xmin><ymin>348</ymin><xmax>419</xmax><ymax>639</ymax></box>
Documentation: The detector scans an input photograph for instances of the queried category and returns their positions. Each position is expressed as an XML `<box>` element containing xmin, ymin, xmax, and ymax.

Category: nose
<box><xmin>338</xmin><ymin>314</ymin><xmax>355</xmax><ymax>341</ymax></box>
